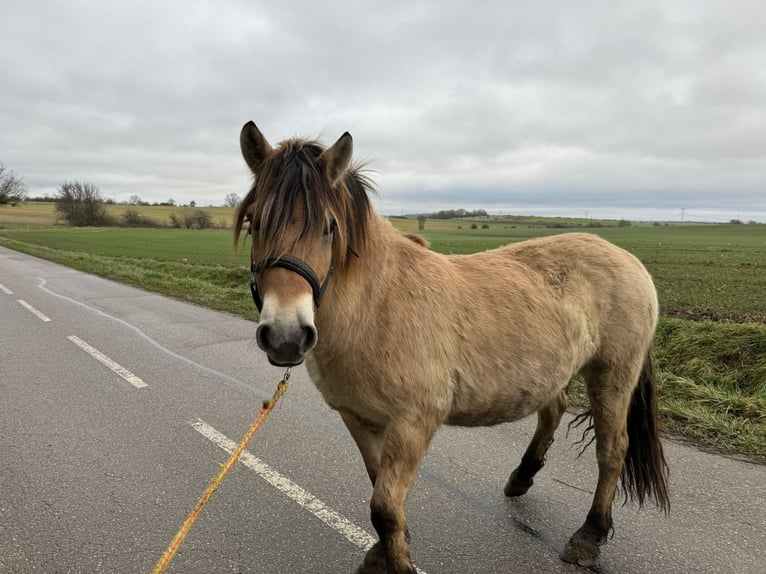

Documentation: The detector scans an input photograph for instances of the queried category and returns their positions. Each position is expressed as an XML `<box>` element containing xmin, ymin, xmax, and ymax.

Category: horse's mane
<box><xmin>234</xmin><ymin>138</ymin><xmax>376</xmax><ymax>266</ymax></box>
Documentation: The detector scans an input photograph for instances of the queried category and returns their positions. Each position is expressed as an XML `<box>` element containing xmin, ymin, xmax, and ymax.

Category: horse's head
<box><xmin>234</xmin><ymin>122</ymin><xmax>371</xmax><ymax>366</ymax></box>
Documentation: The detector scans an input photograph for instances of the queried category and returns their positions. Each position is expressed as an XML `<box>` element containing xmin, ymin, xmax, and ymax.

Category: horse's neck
<box><xmin>317</xmin><ymin>215</ymin><xmax>403</xmax><ymax>328</ymax></box>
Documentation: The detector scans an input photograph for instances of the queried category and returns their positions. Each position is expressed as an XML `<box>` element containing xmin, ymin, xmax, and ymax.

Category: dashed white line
<box><xmin>0</xmin><ymin>283</ymin><xmax>12</xmax><ymax>294</ymax></box>
<box><xmin>68</xmin><ymin>335</ymin><xmax>148</xmax><ymax>389</ymax></box>
<box><xmin>17</xmin><ymin>299</ymin><xmax>51</xmax><ymax>322</ymax></box>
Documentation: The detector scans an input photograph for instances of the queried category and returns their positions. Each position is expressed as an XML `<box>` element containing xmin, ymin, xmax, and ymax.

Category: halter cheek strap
<box><xmin>250</xmin><ymin>255</ymin><xmax>334</xmax><ymax>312</ymax></box>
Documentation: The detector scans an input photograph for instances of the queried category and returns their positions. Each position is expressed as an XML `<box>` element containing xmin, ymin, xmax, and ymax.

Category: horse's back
<box><xmin>453</xmin><ymin>232</ymin><xmax>655</xmax><ymax>314</ymax></box>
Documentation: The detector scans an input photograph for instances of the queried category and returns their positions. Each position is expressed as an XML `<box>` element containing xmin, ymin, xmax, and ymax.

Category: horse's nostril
<box><xmin>256</xmin><ymin>323</ymin><xmax>272</xmax><ymax>351</ymax></box>
<box><xmin>301</xmin><ymin>324</ymin><xmax>318</xmax><ymax>352</ymax></box>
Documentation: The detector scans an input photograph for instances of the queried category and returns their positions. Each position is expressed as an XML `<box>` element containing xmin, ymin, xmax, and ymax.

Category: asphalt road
<box><xmin>1</xmin><ymin>245</ymin><xmax>763</xmax><ymax>574</ymax></box>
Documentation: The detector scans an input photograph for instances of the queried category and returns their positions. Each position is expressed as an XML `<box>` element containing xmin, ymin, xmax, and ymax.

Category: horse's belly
<box><xmin>445</xmin><ymin>399</ymin><xmax>538</xmax><ymax>427</ymax></box>
<box><xmin>444</xmin><ymin>370</ymin><xmax>565</xmax><ymax>427</ymax></box>
<box><xmin>445</xmin><ymin>389</ymin><xmax>545</xmax><ymax>426</ymax></box>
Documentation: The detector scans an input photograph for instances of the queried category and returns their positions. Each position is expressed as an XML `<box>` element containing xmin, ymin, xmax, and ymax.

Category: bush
<box><xmin>168</xmin><ymin>213</ymin><xmax>183</xmax><ymax>228</ymax></box>
<box><xmin>169</xmin><ymin>209</ymin><xmax>214</xmax><ymax>229</ymax></box>
<box><xmin>191</xmin><ymin>209</ymin><xmax>213</xmax><ymax>229</ymax></box>
<box><xmin>0</xmin><ymin>163</ymin><xmax>28</xmax><ymax>205</ymax></box>
<box><xmin>55</xmin><ymin>181</ymin><xmax>112</xmax><ymax>226</ymax></box>
<box><xmin>470</xmin><ymin>223</ymin><xmax>478</xmax><ymax>229</ymax></box>
<box><xmin>481</xmin><ymin>223</ymin><xmax>490</xmax><ymax>229</ymax></box>
<box><xmin>122</xmin><ymin>209</ymin><xmax>160</xmax><ymax>227</ymax></box>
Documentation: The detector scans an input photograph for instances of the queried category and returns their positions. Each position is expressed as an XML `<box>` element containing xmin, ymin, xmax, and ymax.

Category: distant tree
<box><xmin>55</xmin><ymin>181</ymin><xmax>110</xmax><ymax>226</ymax></box>
<box><xmin>189</xmin><ymin>200</ymin><xmax>196</xmax><ymax>207</ymax></box>
<box><xmin>730</xmin><ymin>219</ymin><xmax>743</xmax><ymax>225</ymax></box>
<box><xmin>417</xmin><ymin>215</ymin><xmax>426</xmax><ymax>231</ymax></box>
<box><xmin>167</xmin><ymin>198</ymin><xmax>176</xmax><ymax>206</ymax></box>
<box><xmin>0</xmin><ymin>163</ymin><xmax>28</xmax><ymax>205</ymax></box>
<box><xmin>128</xmin><ymin>194</ymin><xmax>142</xmax><ymax>205</ymax></box>
<box><xmin>617</xmin><ymin>219</ymin><xmax>632</xmax><ymax>227</ymax></box>
<box><xmin>224</xmin><ymin>193</ymin><xmax>241</xmax><ymax>208</ymax></box>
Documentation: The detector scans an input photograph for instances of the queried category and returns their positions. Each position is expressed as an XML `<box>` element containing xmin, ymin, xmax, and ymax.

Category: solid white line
<box><xmin>0</xmin><ymin>283</ymin><xmax>12</xmax><ymax>294</ymax></box>
<box><xmin>189</xmin><ymin>419</ymin><xmax>428</xmax><ymax>573</ymax></box>
<box><xmin>17</xmin><ymin>299</ymin><xmax>51</xmax><ymax>322</ymax></box>
<box><xmin>190</xmin><ymin>419</ymin><xmax>393</xmax><ymax>552</ymax></box>
<box><xmin>68</xmin><ymin>335</ymin><xmax>148</xmax><ymax>389</ymax></box>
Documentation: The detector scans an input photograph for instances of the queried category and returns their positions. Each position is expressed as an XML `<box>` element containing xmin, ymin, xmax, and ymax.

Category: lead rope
<box><xmin>151</xmin><ymin>368</ymin><xmax>291</xmax><ymax>574</ymax></box>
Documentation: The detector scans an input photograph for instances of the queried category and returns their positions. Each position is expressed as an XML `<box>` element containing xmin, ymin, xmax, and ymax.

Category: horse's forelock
<box><xmin>235</xmin><ymin>137</ymin><xmax>375</xmax><ymax>266</ymax></box>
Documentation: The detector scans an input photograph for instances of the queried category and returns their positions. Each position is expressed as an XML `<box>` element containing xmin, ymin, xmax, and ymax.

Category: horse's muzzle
<box><xmin>256</xmin><ymin>321</ymin><xmax>316</xmax><ymax>367</ymax></box>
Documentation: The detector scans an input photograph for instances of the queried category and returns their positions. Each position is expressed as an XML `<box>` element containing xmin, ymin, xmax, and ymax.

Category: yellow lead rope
<box><xmin>151</xmin><ymin>374</ymin><xmax>290</xmax><ymax>574</ymax></box>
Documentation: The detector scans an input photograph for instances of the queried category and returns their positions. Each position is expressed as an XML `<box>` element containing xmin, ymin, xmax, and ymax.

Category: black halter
<box><xmin>249</xmin><ymin>254</ymin><xmax>333</xmax><ymax>312</ymax></box>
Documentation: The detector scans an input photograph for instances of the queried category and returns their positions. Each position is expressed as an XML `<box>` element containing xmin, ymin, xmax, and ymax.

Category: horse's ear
<box><xmin>320</xmin><ymin>132</ymin><xmax>353</xmax><ymax>184</ymax></box>
<box><xmin>240</xmin><ymin>121</ymin><xmax>273</xmax><ymax>174</ymax></box>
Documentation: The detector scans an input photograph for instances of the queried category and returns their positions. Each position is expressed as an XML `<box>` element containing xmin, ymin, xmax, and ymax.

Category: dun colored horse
<box><xmin>234</xmin><ymin>122</ymin><xmax>669</xmax><ymax>573</ymax></box>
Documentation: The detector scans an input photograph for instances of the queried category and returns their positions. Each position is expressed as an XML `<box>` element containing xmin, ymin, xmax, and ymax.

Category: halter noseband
<box><xmin>249</xmin><ymin>254</ymin><xmax>334</xmax><ymax>312</ymax></box>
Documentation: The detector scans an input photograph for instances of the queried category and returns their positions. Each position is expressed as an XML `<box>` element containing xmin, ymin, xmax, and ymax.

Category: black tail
<box><xmin>622</xmin><ymin>352</ymin><xmax>670</xmax><ymax>514</ymax></box>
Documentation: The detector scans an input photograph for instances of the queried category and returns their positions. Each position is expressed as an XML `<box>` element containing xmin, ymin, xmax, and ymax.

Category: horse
<box><xmin>234</xmin><ymin>121</ymin><xmax>670</xmax><ymax>573</ymax></box>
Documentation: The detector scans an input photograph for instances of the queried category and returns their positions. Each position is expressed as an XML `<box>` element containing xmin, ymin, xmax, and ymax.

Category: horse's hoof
<box><xmin>559</xmin><ymin>535</ymin><xmax>601</xmax><ymax>567</ymax></box>
<box><xmin>356</xmin><ymin>542</ymin><xmax>386</xmax><ymax>574</ymax></box>
<box><xmin>356</xmin><ymin>561</ymin><xmax>416</xmax><ymax>574</ymax></box>
<box><xmin>504</xmin><ymin>469</ymin><xmax>533</xmax><ymax>497</ymax></box>
<box><xmin>355</xmin><ymin>564</ymin><xmax>384</xmax><ymax>574</ymax></box>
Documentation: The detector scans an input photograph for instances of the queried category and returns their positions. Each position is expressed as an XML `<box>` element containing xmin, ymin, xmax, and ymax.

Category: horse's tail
<box><xmin>621</xmin><ymin>351</ymin><xmax>670</xmax><ymax>514</ymax></box>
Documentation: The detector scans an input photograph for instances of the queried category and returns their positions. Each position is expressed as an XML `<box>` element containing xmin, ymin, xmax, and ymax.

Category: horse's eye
<box><xmin>244</xmin><ymin>214</ymin><xmax>256</xmax><ymax>235</ymax></box>
<box><xmin>323</xmin><ymin>220</ymin><xmax>337</xmax><ymax>237</ymax></box>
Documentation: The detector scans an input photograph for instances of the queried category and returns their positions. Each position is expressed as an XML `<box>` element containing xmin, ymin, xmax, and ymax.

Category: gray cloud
<box><xmin>1</xmin><ymin>0</ymin><xmax>765</xmax><ymax>221</ymax></box>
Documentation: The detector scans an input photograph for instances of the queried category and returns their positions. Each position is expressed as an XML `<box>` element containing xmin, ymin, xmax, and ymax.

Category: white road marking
<box><xmin>68</xmin><ymin>335</ymin><xmax>148</xmax><ymax>389</ymax></box>
<box><xmin>0</xmin><ymin>283</ymin><xmax>12</xmax><ymax>294</ymax></box>
<box><xmin>17</xmin><ymin>299</ymin><xmax>51</xmax><ymax>322</ymax></box>
<box><xmin>190</xmin><ymin>419</ymin><xmax>427</xmax><ymax>573</ymax></box>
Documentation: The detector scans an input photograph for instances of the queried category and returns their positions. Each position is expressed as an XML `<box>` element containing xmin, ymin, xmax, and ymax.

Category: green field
<box><xmin>1</xmin><ymin>204</ymin><xmax>764</xmax><ymax>459</ymax></box>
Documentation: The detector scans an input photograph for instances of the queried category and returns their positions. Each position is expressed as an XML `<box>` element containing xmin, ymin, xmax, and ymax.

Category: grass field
<box><xmin>0</xmin><ymin>202</ymin><xmax>235</xmax><ymax>229</ymax></box>
<box><xmin>1</xmin><ymin>203</ymin><xmax>764</xmax><ymax>459</ymax></box>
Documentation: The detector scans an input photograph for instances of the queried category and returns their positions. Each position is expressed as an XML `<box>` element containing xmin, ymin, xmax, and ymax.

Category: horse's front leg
<box><xmin>340</xmin><ymin>411</ymin><xmax>385</xmax><ymax>486</ymax></box>
<box><xmin>357</xmin><ymin>418</ymin><xmax>437</xmax><ymax>574</ymax></box>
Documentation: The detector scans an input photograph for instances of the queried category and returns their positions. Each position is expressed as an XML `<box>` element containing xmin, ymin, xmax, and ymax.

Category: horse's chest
<box><xmin>304</xmin><ymin>356</ymin><xmax>392</xmax><ymax>424</ymax></box>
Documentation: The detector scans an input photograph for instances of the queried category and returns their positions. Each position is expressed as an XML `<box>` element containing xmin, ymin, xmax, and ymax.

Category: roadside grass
<box><xmin>1</xmin><ymin>214</ymin><xmax>764</xmax><ymax>460</ymax></box>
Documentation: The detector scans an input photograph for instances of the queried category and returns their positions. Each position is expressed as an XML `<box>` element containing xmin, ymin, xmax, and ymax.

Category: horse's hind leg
<box><xmin>560</xmin><ymin>362</ymin><xmax>636</xmax><ymax>567</ymax></box>
<box><xmin>504</xmin><ymin>389</ymin><xmax>567</xmax><ymax>497</ymax></box>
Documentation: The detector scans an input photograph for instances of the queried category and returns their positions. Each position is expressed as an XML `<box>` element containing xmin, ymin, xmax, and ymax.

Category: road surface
<box><xmin>0</xmin><ymin>246</ymin><xmax>763</xmax><ymax>573</ymax></box>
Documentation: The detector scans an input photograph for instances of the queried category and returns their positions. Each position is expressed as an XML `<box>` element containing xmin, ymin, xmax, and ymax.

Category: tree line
<box><xmin>428</xmin><ymin>208</ymin><xmax>489</xmax><ymax>219</ymax></box>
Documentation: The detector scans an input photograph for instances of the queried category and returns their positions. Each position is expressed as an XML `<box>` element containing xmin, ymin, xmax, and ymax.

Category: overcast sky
<box><xmin>2</xmin><ymin>1</ymin><xmax>765</xmax><ymax>222</ymax></box>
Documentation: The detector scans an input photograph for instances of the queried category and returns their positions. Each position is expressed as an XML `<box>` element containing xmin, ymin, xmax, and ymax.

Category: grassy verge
<box><xmin>567</xmin><ymin>318</ymin><xmax>766</xmax><ymax>459</ymax></box>
<box><xmin>654</xmin><ymin>319</ymin><xmax>766</xmax><ymax>457</ymax></box>
<box><xmin>1</xmin><ymin>221</ymin><xmax>764</xmax><ymax>460</ymax></box>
